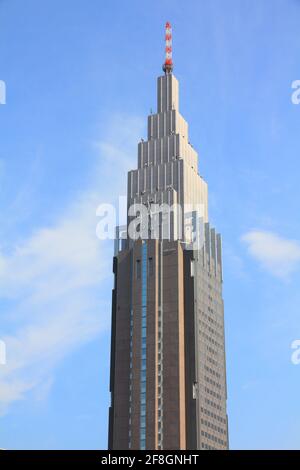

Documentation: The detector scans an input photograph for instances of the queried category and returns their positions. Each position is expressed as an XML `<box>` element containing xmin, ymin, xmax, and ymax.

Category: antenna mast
<box><xmin>163</xmin><ymin>22</ymin><xmax>173</xmax><ymax>74</ymax></box>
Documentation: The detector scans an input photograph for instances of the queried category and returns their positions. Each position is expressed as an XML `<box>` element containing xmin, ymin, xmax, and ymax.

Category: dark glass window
<box><xmin>136</xmin><ymin>259</ymin><xmax>141</xmax><ymax>279</ymax></box>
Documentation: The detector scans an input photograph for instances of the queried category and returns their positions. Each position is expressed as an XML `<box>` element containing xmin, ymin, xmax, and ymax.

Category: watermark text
<box><xmin>0</xmin><ymin>340</ymin><xmax>6</xmax><ymax>365</ymax></box>
<box><xmin>291</xmin><ymin>340</ymin><xmax>300</xmax><ymax>365</ymax></box>
<box><xmin>291</xmin><ymin>80</ymin><xmax>300</xmax><ymax>105</ymax></box>
<box><xmin>0</xmin><ymin>80</ymin><xmax>6</xmax><ymax>104</ymax></box>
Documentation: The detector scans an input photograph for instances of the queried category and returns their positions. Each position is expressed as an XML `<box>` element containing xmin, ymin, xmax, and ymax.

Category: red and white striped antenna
<box><xmin>163</xmin><ymin>22</ymin><xmax>173</xmax><ymax>74</ymax></box>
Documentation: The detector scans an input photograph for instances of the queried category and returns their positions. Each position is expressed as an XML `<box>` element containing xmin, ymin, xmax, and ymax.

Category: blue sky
<box><xmin>0</xmin><ymin>0</ymin><xmax>300</xmax><ymax>450</ymax></box>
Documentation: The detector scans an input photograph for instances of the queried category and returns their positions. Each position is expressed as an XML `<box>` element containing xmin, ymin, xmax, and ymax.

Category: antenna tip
<box><xmin>163</xmin><ymin>21</ymin><xmax>173</xmax><ymax>74</ymax></box>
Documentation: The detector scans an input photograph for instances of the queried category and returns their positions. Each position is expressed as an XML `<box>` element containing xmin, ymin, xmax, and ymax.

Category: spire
<box><xmin>162</xmin><ymin>22</ymin><xmax>173</xmax><ymax>74</ymax></box>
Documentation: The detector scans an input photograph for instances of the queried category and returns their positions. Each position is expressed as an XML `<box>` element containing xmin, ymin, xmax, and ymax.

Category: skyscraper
<box><xmin>108</xmin><ymin>23</ymin><xmax>228</xmax><ymax>451</ymax></box>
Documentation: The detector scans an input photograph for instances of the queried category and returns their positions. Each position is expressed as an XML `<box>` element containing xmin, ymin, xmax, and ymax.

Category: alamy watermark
<box><xmin>291</xmin><ymin>340</ymin><xmax>300</xmax><ymax>365</ymax></box>
<box><xmin>0</xmin><ymin>340</ymin><xmax>6</xmax><ymax>365</ymax></box>
<box><xmin>291</xmin><ymin>80</ymin><xmax>300</xmax><ymax>105</ymax></box>
<box><xmin>96</xmin><ymin>197</ymin><xmax>206</xmax><ymax>251</ymax></box>
<box><xmin>0</xmin><ymin>80</ymin><xmax>6</xmax><ymax>105</ymax></box>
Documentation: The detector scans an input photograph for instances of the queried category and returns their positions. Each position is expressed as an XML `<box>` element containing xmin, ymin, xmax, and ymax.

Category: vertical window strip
<box><xmin>157</xmin><ymin>241</ymin><xmax>164</xmax><ymax>449</ymax></box>
<box><xmin>140</xmin><ymin>242</ymin><xmax>148</xmax><ymax>449</ymax></box>
<box><xmin>128</xmin><ymin>251</ymin><xmax>134</xmax><ymax>449</ymax></box>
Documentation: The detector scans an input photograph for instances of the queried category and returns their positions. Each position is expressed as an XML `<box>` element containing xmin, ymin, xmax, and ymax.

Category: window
<box><xmin>136</xmin><ymin>259</ymin><xmax>141</xmax><ymax>279</ymax></box>
<box><xmin>141</xmin><ymin>394</ymin><xmax>146</xmax><ymax>405</ymax></box>
<box><xmin>140</xmin><ymin>416</ymin><xmax>146</xmax><ymax>428</ymax></box>
<box><xmin>141</xmin><ymin>370</ymin><xmax>146</xmax><ymax>381</ymax></box>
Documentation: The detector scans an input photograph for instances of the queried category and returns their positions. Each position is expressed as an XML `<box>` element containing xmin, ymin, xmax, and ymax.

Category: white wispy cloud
<box><xmin>0</xmin><ymin>114</ymin><xmax>144</xmax><ymax>415</ymax></box>
<box><xmin>0</xmin><ymin>190</ymin><xmax>110</xmax><ymax>415</ymax></box>
<box><xmin>241</xmin><ymin>230</ymin><xmax>300</xmax><ymax>279</ymax></box>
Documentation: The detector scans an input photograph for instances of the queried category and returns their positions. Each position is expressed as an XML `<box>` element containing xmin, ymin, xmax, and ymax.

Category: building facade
<box><xmin>108</xmin><ymin>41</ymin><xmax>228</xmax><ymax>451</ymax></box>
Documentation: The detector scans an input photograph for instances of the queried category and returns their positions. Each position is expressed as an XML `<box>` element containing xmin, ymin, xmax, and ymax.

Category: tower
<box><xmin>108</xmin><ymin>23</ymin><xmax>228</xmax><ymax>450</ymax></box>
